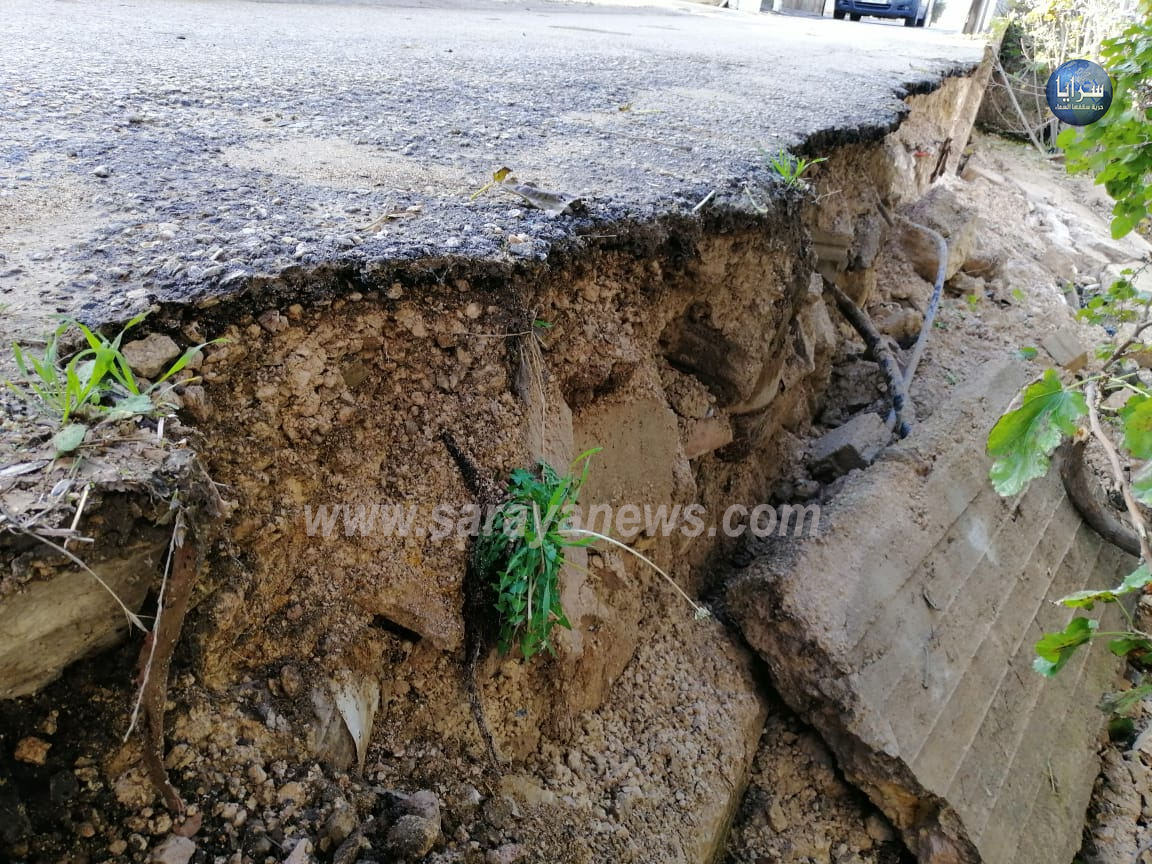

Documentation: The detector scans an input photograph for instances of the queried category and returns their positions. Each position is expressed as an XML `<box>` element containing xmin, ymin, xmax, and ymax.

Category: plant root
<box><xmin>135</xmin><ymin>525</ymin><xmax>198</xmax><ymax>815</ymax></box>
<box><xmin>439</xmin><ymin>431</ymin><xmax>502</xmax><ymax>770</ymax></box>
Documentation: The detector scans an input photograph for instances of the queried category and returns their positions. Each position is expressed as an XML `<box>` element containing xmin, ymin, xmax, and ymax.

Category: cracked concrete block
<box><xmin>809</xmin><ymin>412</ymin><xmax>890</xmax><ymax>480</ymax></box>
<box><xmin>729</xmin><ymin>357</ymin><xmax>1132</xmax><ymax>864</ymax></box>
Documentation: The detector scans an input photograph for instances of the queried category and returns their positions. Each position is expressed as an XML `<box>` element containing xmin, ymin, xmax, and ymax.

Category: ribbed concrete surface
<box><xmin>730</xmin><ymin>357</ymin><xmax>1133</xmax><ymax>864</ymax></box>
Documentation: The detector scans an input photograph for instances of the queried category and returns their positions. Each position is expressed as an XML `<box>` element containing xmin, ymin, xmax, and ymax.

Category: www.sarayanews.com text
<box><xmin>302</xmin><ymin>501</ymin><xmax>820</xmax><ymax>540</ymax></box>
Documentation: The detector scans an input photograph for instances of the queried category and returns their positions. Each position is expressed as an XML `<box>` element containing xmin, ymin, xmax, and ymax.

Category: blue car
<box><xmin>833</xmin><ymin>0</ymin><xmax>932</xmax><ymax>27</ymax></box>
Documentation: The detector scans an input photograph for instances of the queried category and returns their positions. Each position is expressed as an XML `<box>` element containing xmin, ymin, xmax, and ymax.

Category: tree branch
<box><xmin>1086</xmin><ymin>381</ymin><xmax>1152</xmax><ymax>562</ymax></box>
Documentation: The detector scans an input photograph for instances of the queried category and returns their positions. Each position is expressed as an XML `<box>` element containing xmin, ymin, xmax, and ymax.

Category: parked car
<box><xmin>833</xmin><ymin>0</ymin><xmax>933</xmax><ymax>27</ymax></box>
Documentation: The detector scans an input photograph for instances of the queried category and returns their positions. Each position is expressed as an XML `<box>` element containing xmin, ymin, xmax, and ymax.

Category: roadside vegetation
<box><xmin>985</xmin><ymin>0</ymin><xmax>1143</xmax><ymax>162</ymax></box>
<box><xmin>476</xmin><ymin>450</ymin><xmax>709</xmax><ymax>661</ymax></box>
<box><xmin>986</xmin><ymin>0</ymin><xmax>1152</xmax><ymax>710</ymax></box>
<box><xmin>5</xmin><ymin>313</ymin><xmax>217</xmax><ymax>453</ymax></box>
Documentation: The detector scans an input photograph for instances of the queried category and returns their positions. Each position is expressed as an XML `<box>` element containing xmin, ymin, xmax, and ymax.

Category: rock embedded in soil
<box><xmin>149</xmin><ymin>835</ymin><xmax>196</xmax><ymax>864</ymax></box>
<box><xmin>808</xmin><ymin>412</ymin><xmax>890</xmax><ymax>480</ymax></box>
<box><xmin>385</xmin><ymin>814</ymin><xmax>439</xmax><ymax>860</ymax></box>
<box><xmin>122</xmin><ymin>333</ymin><xmax>182</xmax><ymax>379</ymax></box>
<box><xmin>397</xmin><ymin>789</ymin><xmax>442</xmax><ymax>831</ymax></box>
<box><xmin>13</xmin><ymin>736</ymin><xmax>50</xmax><ymax>765</ymax></box>
<box><xmin>325</xmin><ymin>804</ymin><xmax>359</xmax><ymax>845</ymax></box>
<box><xmin>485</xmin><ymin>843</ymin><xmax>528</xmax><ymax>864</ymax></box>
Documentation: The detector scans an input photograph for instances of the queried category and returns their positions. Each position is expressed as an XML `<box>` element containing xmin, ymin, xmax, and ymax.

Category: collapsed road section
<box><xmin>1</xmin><ymin>1</ymin><xmax>1139</xmax><ymax>862</ymax></box>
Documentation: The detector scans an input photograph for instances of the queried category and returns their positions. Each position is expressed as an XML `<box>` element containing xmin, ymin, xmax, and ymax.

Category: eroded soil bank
<box><xmin>7</xmin><ymin>63</ymin><xmax>1114</xmax><ymax>864</ymax></box>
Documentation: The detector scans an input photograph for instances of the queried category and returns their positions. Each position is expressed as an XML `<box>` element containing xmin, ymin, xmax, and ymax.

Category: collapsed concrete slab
<box><xmin>729</xmin><ymin>357</ymin><xmax>1133</xmax><ymax>864</ymax></box>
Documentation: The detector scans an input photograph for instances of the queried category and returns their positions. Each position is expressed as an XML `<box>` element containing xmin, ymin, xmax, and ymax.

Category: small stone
<box><xmin>39</xmin><ymin>711</ymin><xmax>58</xmax><ymax>736</ymax></box>
<box><xmin>280</xmin><ymin>665</ymin><xmax>303</xmax><ymax>697</ymax></box>
<box><xmin>93</xmin><ymin>165</ymin><xmax>112</xmax><ymax>178</ymax></box>
<box><xmin>768</xmin><ymin>799</ymin><xmax>789</xmax><ymax>833</ymax></box>
<box><xmin>387</xmin><ymin>283</ymin><xmax>404</xmax><ymax>300</ymax></box>
<box><xmin>150</xmin><ymin>835</ymin><xmax>196</xmax><ymax>864</ymax></box>
<box><xmin>122</xmin><ymin>333</ymin><xmax>182</xmax><ymax>379</ymax></box>
<box><xmin>945</xmin><ymin>270</ymin><xmax>985</xmax><ymax>298</ymax></box>
<box><xmin>325</xmin><ymin>805</ymin><xmax>359</xmax><ymax>845</ymax></box>
<box><xmin>385</xmin><ymin>815</ymin><xmax>438</xmax><ymax>859</ymax></box>
<box><xmin>485</xmin><ymin>844</ymin><xmax>527</xmax><ymax>864</ymax></box>
<box><xmin>398</xmin><ymin>790</ymin><xmax>441</xmax><ymax>831</ymax></box>
<box><xmin>257</xmin><ymin>310</ymin><xmax>288</xmax><ymax>333</ymax></box>
<box><xmin>77</xmin><ymin>822</ymin><xmax>96</xmax><ymax>838</ymax></box>
<box><xmin>277</xmin><ymin>781</ymin><xmax>306</xmax><ymax>804</ymax></box>
<box><xmin>463</xmin><ymin>301</ymin><xmax>482</xmax><ymax>320</ymax></box>
<box><xmin>109</xmin><ymin>839</ymin><xmax>129</xmax><ymax>855</ymax></box>
<box><xmin>482</xmin><ymin>795</ymin><xmax>516</xmax><ymax>830</ymax></box>
<box><xmin>865</xmin><ymin>813</ymin><xmax>895</xmax><ymax>844</ymax></box>
<box><xmin>14</xmin><ymin>736</ymin><xmax>51</xmax><ymax>766</ymax></box>
<box><xmin>809</xmin><ymin>412</ymin><xmax>891</xmax><ymax>481</ymax></box>
<box><xmin>247</xmin><ymin>763</ymin><xmax>268</xmax><ymax>785</ymax></box>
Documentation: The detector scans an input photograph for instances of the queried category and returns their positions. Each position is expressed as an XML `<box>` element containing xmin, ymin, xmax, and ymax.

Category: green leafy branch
<box><xmin>476</xmin><ymin>450</ymin><xmax>710</xmax><ymax>661</ymax></box>
<box><xmin>1035</xmin><ymin>564</ymin><xmax>1152</xmax><ymax>677</ymax></box>
<box><xmin>475</xmin><ymin>451</ymin><xmax>596</xmax><ymax>660</ymax></box>
<box><xmin>987</xmin><ymin>302</ymin><xmax>1152</xmax><ymax>689</ymax></box>
<box><xmin>1056</xmin><ymin>2</ymin><xmax>1152</xmax><ymax>240</ymax></box>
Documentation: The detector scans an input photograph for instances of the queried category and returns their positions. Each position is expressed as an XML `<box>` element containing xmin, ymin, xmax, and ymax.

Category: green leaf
<box><xmin>1033</xmin><ymin>617</ymin><xmax>1098</xmax><ymax>677</ymax></box>
<box><xmin>1112</xmin><ymin>212</ymin><xmax>1135</xmax><ymax>242</ymax></box>
<box><xmin>52</xmin><ymin>423</ymin><xmax>88</xmax><ymax>454</ymax></box>
<box><xmin>1055</xmin><ymin>127</ymin><xmax>1078</xmax><ymax>149</ymax></box>
<box><xmin>1119</xmin><ymin>563</ymin><xmax>1152</xmax><ymax>594</ymax></box>
<box><xmin>1121</xmin><ymin>395</ymin><xmax>1152</xmax><ymax>458</ymax></box>
<box><xmin>1017</xmin><ymin>346</ymin><xmax>1038</xmax><ymax>360</ymax></box>
<box><xmin>1108</xmin><ymin>635</ymin><xmax>1152</xmax><ymax>658</ymax></box>
<box><xmin>1058</xmin><ymin>564</ymin><xmax>1152</xmax><ymax>609</ymax></box>
<box><xmin>1058</xmin><ymin>588</ymin><xmax>1123</xmax><ymax>609</ymax></box>
<box><xmin>1133</xmin><ymin>463</ymin><xmax>1152</xmax><ymax>505</ymax></box>
<box><xmin>987</xmin><ymin>370</ymin><xmax>1087</xmax><ymax>496</ymax></box>
<box><xmin>103</xmin><ymin>393</ymin><xmax>157</xmax><ymax>421</ymax></box>
<box><xmin>1100</xmin><ymin>682</ymin><xmax>1152</xmax><ymax>717</ymax></box>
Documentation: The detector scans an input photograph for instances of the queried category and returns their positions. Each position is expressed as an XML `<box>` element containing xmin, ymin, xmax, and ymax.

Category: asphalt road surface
<box><xmin>0</xmin><ymin>0</ymin><xmax>984</xmax><ymax>321</ymax></box>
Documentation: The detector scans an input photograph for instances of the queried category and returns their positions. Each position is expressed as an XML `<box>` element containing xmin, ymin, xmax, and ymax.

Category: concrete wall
<box><xmin>730</xmin><ymin>357</ymin><xmax>1134</xmax><ymax>864</ymax></box>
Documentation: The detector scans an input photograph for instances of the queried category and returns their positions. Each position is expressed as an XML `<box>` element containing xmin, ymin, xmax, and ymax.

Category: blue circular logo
<box><xmin>1046</xmin><ymin>59</ymin><xmax>1113</xmax><ymax>126</ymax></box>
